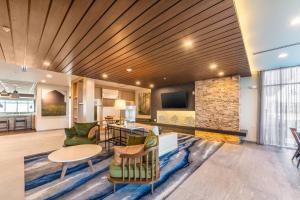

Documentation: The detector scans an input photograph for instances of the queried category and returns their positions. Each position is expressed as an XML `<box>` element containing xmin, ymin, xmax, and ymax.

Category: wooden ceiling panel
<box><xmin>0</xmin><ymin>0</ymin><xmax>15</xmax><ymax>63</ymax></box>
<box><xmin>25</xmin><ymin>0</ymin><xmax>51</xmax><ymax>67</ymax></box>
<box><xmin>34</xmin><ymin>0</ymin><xmax>73</xmax><ymax>67</ymax></box>
<box><xmin>46</xmin><ymin>0</ymin><xmax>115</xmax><ymax>71</ymax></box>
<box><xmin>40</xmin><ymin>0</ymin><xmax>95</xmax><ymax>68</ymax></box>
<box><xmin>51</xmin><ymin>0</ymin><xmax>137</xmax><ymax>72</ymax></box>
<box><xmin>61</xmin><ymin>0</ymin><xmax>181</xmax><ymax>74</ymax></box>
<box><xmin>75</xmin><ymin>0</ymin><xmax>231</xmax><ymax>76</ymax></box>
<box><xmin>65</xmin><ymin>0</ymin><xmax>218</xmax><ymax>74</ymax></box>
<box><xmin>0</xmin><ymin>0</ymin><xmax>251</xmax><ymax>87</ymax></box>
<box><xmin>9</xmin><ymin>0</ymin><xmax>29</xmax><ymax>66</ymax></box>
<box><xmin>57</xmin><ymin>0</ymin><xmax>159</xmax><ymax>73</ymax></box>
<box><xmin>80</xmin><ymin>3</ymin><xmax>237</xmax><ymax>76</ymax></box>
<box><xmin>89</xmin><ymin>20</ymin><xmax>241</xmax><ymax>77</ymax></box>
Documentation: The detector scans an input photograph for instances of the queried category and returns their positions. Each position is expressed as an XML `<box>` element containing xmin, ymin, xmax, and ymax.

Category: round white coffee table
<box><xmin>48</xmin><ymin>144</ymin><xmax>102</xmax><ymax>180</ymax></box>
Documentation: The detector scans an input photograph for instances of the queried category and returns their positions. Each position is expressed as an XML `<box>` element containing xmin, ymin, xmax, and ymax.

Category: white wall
<box><xmin>240</xmin><ymin>75</ymin><xmax>258</xmax><ymax>142</ymax></box>
<box><xmin>35</xmin><ymin>83</ymin><xmax>70</xmax><ymax>131</ymax></box>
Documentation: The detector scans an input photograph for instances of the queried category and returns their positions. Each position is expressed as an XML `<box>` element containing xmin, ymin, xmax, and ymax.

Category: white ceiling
<box><xmin>0</xmin><ymin>61</ymin><xmax>76</xmax><ymax>87</ymax></box>
<box><xmin>0</xmin><ymin>79</ymin><xmax>35</xmax><ymax>94</ymax></box>
<box><xmin>0</xmin><ymin>61</ymin><xmax>149</xmax><ymax>93</ymax></box>
<box><xmin>234</xmin><ymin>0</ymin><xmax>300</xmax><ymax>71</ymax></box>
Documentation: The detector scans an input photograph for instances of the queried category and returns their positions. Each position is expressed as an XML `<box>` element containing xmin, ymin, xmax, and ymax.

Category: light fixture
<box><xmin>10</xmin><ymin>89</ymin><xmax>19</xmax><ymax>99</ymax></box>
<box><xmin>21</xmin><ymin>65</ymin><xmax>27</xmax><ymax>72</ymax></box>
<box><xmin>278</xmin><ymin>53</ymin><xmax>288</xmax><ymax>59</ymax></box>
<box><xmin>102</xmin><ymin>73</ymin><xmax>108</xmax><ymax>79</ymax></box>
<box><xmin>135</xmin><ymin>81</ymin><xmax>141</xmax><ymax>85</ymax></box>
<box><xmin>218</xmin><ymin>71</ymin><xmax>224</xmax><ymax>76</ymax></box>
<box><xmin>184</xmin><ymin>40</ymin><xmax>193</xmax><ymax>47</ymax></box>
<box><xmin>0</xmin><ymin>89</ymin><xmax>9</xmax><ymax>96</ymax></box>
<box><xmin>149</xmin><ymin>84</ymin><xmax>154</xmax><ymax>88</ymax></box>
<box><xmin>41</xmin><ymin>79</ymin><xmax>46</xmax><ymax>83</ymax></box>
<box><xmin>210</xmin><ymin>64</ymin><xmax>217</xmax><ymax>69</ymax></box>
<box><xmin>43</xmin><ymin>61</ymin><xmax>50</xmax><ymax>66</ymax></box>
<box><xmin>290</xmin><ymin>17</ymin><xmax>300</xmax><ymax>26</ymax></box>
<box><xmin>126</xmin><ymin>68</ymin><xmax>132</xmax><ymax>72</ymax></box>
<box><xmin>46</xmin><ymin>74</ymin><xmax>53</xmax><ymax>78</ymax></box>
<box><xmin>163</xmin><ymin>77</ymin><xmax>167</xmax><ymax>80</ymax></box>
<box><xmin>0</xmin><ymin>26</ymin><xmax>10</xmax><ymax>32</ymax></box>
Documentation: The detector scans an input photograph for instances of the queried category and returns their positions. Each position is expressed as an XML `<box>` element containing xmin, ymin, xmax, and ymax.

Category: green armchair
<box><xmin>64</xmin><ymin>122</ymin><xmax>99</xmax><ymax>146</ymax></box>
<box><xmin>108</xmin><ymin>131</ymin><xmax>160</xmax><ymax>194</ymax></box>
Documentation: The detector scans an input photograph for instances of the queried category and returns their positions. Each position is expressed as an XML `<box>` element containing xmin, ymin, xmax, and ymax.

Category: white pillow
<box><xmin>151</xmin><ymin>126</ymin><xmax>159</xmax><ymax>135</ymax></box>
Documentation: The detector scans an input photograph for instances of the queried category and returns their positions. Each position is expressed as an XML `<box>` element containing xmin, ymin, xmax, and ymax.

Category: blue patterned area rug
<box><xmin>24</xmin><ymin>135</ymin><xmax>223</xmax><ymax>200</ymax></box>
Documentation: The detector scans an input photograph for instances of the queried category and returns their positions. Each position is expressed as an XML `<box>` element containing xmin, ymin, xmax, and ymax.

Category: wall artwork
<box><xmin>41</xmin><ymin>89</ymin><xmax>67</xmax><ymax>116</ymax></box>
<box><xmin>138</xmin><ymin>92</ymin><xmax>151</xmax><ymax>115</ymax></box>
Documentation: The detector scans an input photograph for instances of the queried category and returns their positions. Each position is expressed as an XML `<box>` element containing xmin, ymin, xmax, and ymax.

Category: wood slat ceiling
<box><xmin>0</xmin><ymin>0</ymin><xmax>251</xmax><ymax>88</ymax></box>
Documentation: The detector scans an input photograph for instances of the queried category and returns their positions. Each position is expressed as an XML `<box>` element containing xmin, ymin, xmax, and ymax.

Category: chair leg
<box><xmin>151</xmin><ymin>183</ymin><xmax>154</xmax><ymax>194</ymax></box>
<box><xmin>297</xmin><ymin>158</ymin><xmax>300</xmax><ymax>168</ymax></box>
<box><xmin>292</xmin><ymin>148</ymin><xmax>300</xmax><ymax>160</ymax></box>
<box><xmin>113</xmin><ymin>183</ymin><xmax>116</xmax><ymax>193</ymax></box>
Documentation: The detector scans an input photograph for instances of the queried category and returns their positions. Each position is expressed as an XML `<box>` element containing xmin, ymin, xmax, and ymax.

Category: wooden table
<box><xmin>48</xmin><ymin>144</ymin><xmax>102</xmax><ymax>180</ymax></box>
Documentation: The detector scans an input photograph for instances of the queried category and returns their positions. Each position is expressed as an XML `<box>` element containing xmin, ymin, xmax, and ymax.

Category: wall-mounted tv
<box><xmin>161</xmin><ymin>91</ymin><xmax>187</xmax><ymax>108</ymax></box>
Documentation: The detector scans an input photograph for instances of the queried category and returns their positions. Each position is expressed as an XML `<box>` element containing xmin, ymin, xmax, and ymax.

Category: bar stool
<box><xmin>0</xmin><ymin>119</ymin><xmax>9</xmax><ymax>132</ymax></box>
<box><xmin>14</xmin><ymin>117</ymin><xmax>27</xmax><ymax>130</ymax></box>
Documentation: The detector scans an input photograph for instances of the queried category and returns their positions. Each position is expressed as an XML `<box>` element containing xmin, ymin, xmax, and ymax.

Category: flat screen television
<box><xmin>161</xmin><ymin>91</ymin><xmax>187</xmax><ymax>108</ymax></box>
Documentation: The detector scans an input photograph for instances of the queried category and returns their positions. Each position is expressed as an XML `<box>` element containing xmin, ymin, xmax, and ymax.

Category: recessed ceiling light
<box><xmin>149</xmin><ymin>84</ymin><xmax>154</xmax><ymax>88</ymax></box>
<box><xmin>41</xmin><ymin>79</ymin><xmax>46</xmax><ymax>83</ymax></box>
<box><xmin>46</xmin><ymin>74</ymin><xmax>53</xmax><ymax>78</ymax></box>
<box><xmin>218</xmin><ymin>72</ymin><xmax>224</xmax><ymax>76</ymax></box>
<box><xmin>0</xmin><ymin>26</ymin><xmax>10</xmax><ymax>32</ymax></box>
<box><xmin>102</xmin><ymin>73</ymin><xmax>108</xmax><ymax>79</ymax></box>
<box><xmin>290</xmin><ymin>17</ymin><xmax>300</xmax><ymax>26</ymax></box>
<box><xmin>163</xmin><ymin>77</ymin><xmax>167</xmax><ymax>80</ymax></box>
<box><xmin>126</xmin><ymin>68</ymin><xmax>132</xmax><ymax>72</ymax></box>
<box><xmin>43</xmin><ymin>61</ymin><xmax>50</xmax><ymax>66</ymax></box>
<box><xmin>210</xmin><ymin>64</ymin><xmax>217</xmax><ymax>69</ymax></box>
<box><xmin>183</xmin><ymin>39</ymin><xmax>193</xmax><ymax>48</ymax></box>
<box><xmin>278</xmin><ymin>53</ymin><xmax>288</xmax><ymax>59</ymax></box>
<box><xmin>135</xmin><ymin>81</ymin><xmax>141</xmax><ymax>85</ymax></box>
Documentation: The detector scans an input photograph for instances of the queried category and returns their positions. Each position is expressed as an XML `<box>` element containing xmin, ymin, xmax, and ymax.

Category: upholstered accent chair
<box><xmin>108</xmin><ymin>131</ymin><xmax>160</xmax><ymax>194</ymax></box>
<box><xmin>64</xmin><ymin>122</ymin><xmax>99</xmax><ymax>146</ymax></box>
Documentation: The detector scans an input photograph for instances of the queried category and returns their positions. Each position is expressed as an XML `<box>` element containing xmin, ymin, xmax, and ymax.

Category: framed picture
<box><xmin>41</xmin><ymin>89</ymin><xmax>67</xmax><ymax>116</ymax></box>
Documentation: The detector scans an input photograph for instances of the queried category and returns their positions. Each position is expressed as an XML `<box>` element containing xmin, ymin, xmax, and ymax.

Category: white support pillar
<box><xmin>82</xmin><ymin>78</ymin><xmax>95</xmax><ymax>122</ymax></box>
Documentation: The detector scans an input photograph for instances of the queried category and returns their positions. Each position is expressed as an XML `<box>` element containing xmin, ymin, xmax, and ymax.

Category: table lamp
<box><xmin>114</xmin><ymin>99</ymin><xmax>126</xmax><ymax>125</ymax></box>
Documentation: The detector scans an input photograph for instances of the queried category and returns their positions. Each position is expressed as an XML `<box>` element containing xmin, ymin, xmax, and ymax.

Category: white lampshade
<box><xmin>114</xmin><ymin>99</ymin><xmax>126</xmax><ymax>110</ymax></box>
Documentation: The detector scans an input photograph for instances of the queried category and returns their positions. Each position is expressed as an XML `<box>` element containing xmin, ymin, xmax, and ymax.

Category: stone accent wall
<box><xmin>195</xmin><ymin>76</ymin><xmax>240</xmax><ymax>131</ymax></box>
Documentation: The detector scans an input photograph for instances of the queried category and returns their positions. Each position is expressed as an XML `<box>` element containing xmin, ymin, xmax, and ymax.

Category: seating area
<box><xmin>0</xmin><ymin>1</ymin><xmax>300</xmax><ymax>199</ymax></box>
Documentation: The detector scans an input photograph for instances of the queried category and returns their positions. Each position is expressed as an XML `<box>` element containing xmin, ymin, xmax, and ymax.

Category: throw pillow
<box><xmin>88</xmin><ymin>126</ymin><xmax>98</xmax><ymax>139</ymax></box>
<box><xmin>74</xmin><ymin>122</ymin><xmax>97</xmax><ymax>137</ymax></box>
<box><xmin>127</xmin><ymin>135</ymin><xmax>146</xmax><ymax>146</ymax></box>
<box><xmin>144</xmin><ymin>130</ymin><xmax>158</xmax><ymax>149</ymax></box>
<box><xmin>64</xmin><ymin>127</ymin><xmax>76</xmax><ymax>138</ymax></box>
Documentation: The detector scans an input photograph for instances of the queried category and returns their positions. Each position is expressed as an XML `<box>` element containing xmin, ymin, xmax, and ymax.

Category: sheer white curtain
<box><xmin>260</xmin><ymin>67</ymin><xmax>300</xmax><ymax>147</ymax></box>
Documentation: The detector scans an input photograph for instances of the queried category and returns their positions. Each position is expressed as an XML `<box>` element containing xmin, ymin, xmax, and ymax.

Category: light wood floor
<box><xmin>0</xmin><ymin>130</ymin><xmax>299</xmax><ymax>200</ymax></box>
<box><xmin>168</xmin><ymin>142</ymin><xmax>300</xmax><ymax>200</ymax></box>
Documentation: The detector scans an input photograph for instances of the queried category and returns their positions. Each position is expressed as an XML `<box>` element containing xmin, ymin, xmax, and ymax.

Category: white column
<box><xmin>82</xmin><ymin>78</ymin><xmax>95</xmax><ymax>122</ymax></box>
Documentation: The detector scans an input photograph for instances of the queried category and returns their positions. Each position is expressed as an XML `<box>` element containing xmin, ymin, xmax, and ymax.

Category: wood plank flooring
<box><xmin>167</xmin><ymin>143</ymin><xmax>300</xmax><ymax>200</ymax></box>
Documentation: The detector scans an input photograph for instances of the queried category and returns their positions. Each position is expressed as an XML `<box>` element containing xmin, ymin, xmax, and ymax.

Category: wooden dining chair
<box><xmin>290</xmin><ymin>128</ymin><xmax>300</xmax><ymax>168</ymax></box>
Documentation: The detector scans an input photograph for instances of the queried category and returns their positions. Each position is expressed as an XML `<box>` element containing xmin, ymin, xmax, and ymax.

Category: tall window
<box><xmin>0</xmin><ymin>99</ymin><xmax>35</xmax><ymax>113</ymax></box>
<box><xmin>260</xmin><ymin>66</ymin><xmax>300</xmax><ymax>147</ymax></box>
